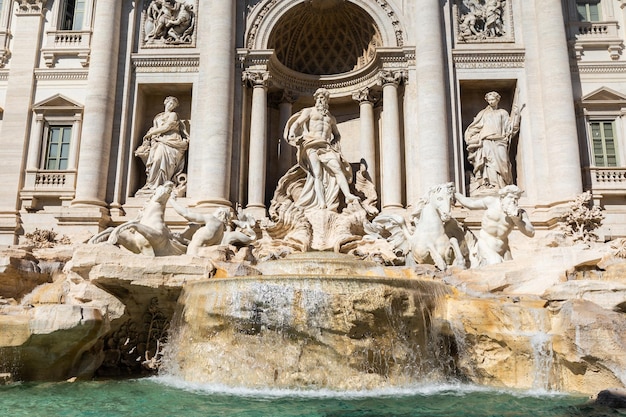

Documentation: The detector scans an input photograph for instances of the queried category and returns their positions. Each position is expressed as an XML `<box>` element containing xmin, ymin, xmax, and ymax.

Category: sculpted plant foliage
<box><xmin>24</xmin><ymin>228</ymin><xmax>71</xmax><ymax>248</ymax></box>
<box><xmin>560</xmin><ymin>191</ymin><xmax>604</xmax><ymax>243</ymax></box>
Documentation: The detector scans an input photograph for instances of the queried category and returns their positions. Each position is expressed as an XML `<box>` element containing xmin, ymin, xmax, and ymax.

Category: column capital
<box><xmin>15</xmin><ymin>0</ymin><xmax>47</xmax><ymax>15</ymax></box>
<box><xmin>377</xmin><ymin>70</ymin><xmax>407</xmax><ymax>87</ymax></box>
<box><xmin>242</xmin><ymin>70</ymin><xmax>271</xmax><ymax>88</ymax></box>
<box><xmin>352</xmin><ymin>87</ymin><xmax>379</xmax><ymax>104</ymax></box>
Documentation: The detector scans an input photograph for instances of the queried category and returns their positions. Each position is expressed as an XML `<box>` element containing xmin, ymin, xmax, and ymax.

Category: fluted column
<box><xmin>378</xmin><ymin>71</ymin><xmax>405</xmax><ymax>210</ymax></box>
<box><xmin>0</xmin><ymin>0</ymin><xmax>47</xmax><ymax>243</ymax></box>
<box><xmin>278</xmin><ymin>90</ymin><xmax>297</xmax><ymax>175</ymax></box>
<box><xmin>535</xmin><ymin>0</ymin><xmax>582</xmax><ymax>199</ymax></box>
<box><xmin>352</xmin><ymin>88</ymin><xmax>377</xmax><ymax>185</ymax></box>
<box><xmin>244</xmin><ymin>71</ymin><xmax>270</xmax><ymax>217</ymax></box>
<box><xmin>188</xmin><ymin>0</ymin><xmax>236</xmax><ymax>207</ymax></box>
<box><xmin>71</xmin><ymin>0</ymin><xmax>122</xmax><ymax>207</ymax></box>
<box><xmin>414</xmin><ymin>0</ymin><xmax>450</xmax><ymax>195</ymax></box>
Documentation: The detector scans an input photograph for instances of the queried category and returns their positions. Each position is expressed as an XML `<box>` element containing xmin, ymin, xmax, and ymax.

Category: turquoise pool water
<box><xmin>0</xmin><ymin>377</ymin><xmax>615</xmax><ymax>417</ymax></box>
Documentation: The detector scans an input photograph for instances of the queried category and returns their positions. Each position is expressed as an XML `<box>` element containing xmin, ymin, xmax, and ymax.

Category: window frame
<box><xmin>59</xmin><ymin>0</ymin><xmax>87</xmax><ymax>31</ymax></box>
<box><xmin>576</xmin><ymin>0</ymin><xmax>602</xmax><ymax>22</ymax></box>
<box><xmin>589</xmin><ymin>119</ymin><xmax>618</xmax><ymax>167</ymax></box>
<box><xmin>21</xmin><ymin>96</ymin><xmax>84</xmax><ymax>209</ymax></box>
<box><xmin>42</xmin><ymin>124</ymin><xmax>73</xmax><ymax>171</ymax></box>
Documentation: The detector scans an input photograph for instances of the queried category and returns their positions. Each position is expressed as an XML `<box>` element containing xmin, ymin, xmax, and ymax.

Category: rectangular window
<box><xmin>44</xmin><ymin>126</ymin><xmax>72</xmax><ymax>170</ymax></box>
<box><xmin>60</xmin><ymin>0</ymin><xmax>86</xmax><ymax>31</ymax></box>
<box><xmin>576</xmin><ymin>0</ymin><xmax>601</xmax><ymax>22</ymax></box>
<box><xmin>590</xmin><ymin>120</ymin><xmax>617</xmax><ymax>167</ymax></box>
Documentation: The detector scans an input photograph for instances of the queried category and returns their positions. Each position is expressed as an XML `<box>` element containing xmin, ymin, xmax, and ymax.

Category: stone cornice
<box><xmin>132</xmin><ymin>55</ymin><xmax>200</xmax><ymax>73</ymax></box>
<box><xmin>255</xmin><ymin>47</ymin><xmax>410</xmax><ymax>98</ymax></box>
<box><xmin>452</xmin><ymin>50</ymin><xmax>525</xmax><ymax>69</ymax></box>
<box><xmin>575</xmin><ymin>63</ymin><xmax>626</xmax><ymax>74</ymax></box>
<box><xmin>0</xmin><ymin>70</ymin><xmax>8</xmax><ymax>81</ymax></box>
<box><xmin>34</xmin><ymin>69</ymin><xmax>88</xmax><ymax>81</ymax></box>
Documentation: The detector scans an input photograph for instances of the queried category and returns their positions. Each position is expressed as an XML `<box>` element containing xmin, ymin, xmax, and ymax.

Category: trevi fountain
<box><xmin>2</xmin><ymin>0</ymin><xmax>626</xmax><ymax>414</ymax></box>
<box><xmin>1</xmin><ymin>87</ymin><xmax>626</xmax><ymax>416</ymax></box>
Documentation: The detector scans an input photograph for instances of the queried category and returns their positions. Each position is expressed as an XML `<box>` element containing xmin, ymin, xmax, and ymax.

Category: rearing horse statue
<box><xmin>89</xmin><ymin>182</ymin><xmax>186</xmax><ymax>256</ymax></box>
<box><xmin>371</xmin><ymin>182</ymin><xmax>466</xmax><ymax>270</ymax></box>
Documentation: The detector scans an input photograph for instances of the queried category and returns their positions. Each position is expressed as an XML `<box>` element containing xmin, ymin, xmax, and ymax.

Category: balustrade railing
<box><xmin>586</xmin><ymin>167</ymin><xmax>626</xmax><ymax>193</ymax></box>
<box><xmin>569</xmin><ymin>21</ymin><xmax>620</xmax><ymax>40</ymax></box>
<box><xmin>35</xmin><ymin>172</ymin><xmax>67</xmax><ymax>188</ymax></box>
<box><xmin>567</xmin><ymin>21</ymin><xmax>623</xmax><ymax>59</ymax></box>
<box><xmin>42</xmin><ymin>30</ymin><xmax>91</xmax><ymax>67</ymax></box>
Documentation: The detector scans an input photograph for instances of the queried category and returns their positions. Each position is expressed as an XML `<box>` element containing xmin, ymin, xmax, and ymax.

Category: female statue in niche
<box><xmin>464</xmin><ymin>90</ymin><xmax>520</xmax><ymax>194</ymax></box>
<box><xmin>135</xmin><ymin>96</ymin><xmax>189</xmax><ymax>195</ymax></box>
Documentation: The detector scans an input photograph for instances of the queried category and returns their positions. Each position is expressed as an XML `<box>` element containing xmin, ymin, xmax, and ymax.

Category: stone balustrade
<box><xmin>567</xmin><ymin>21</ymin><xmax>623</xmax><ymax>59</ymax></box>
<box><xmin>34</xmin><ymin>172</ymin><xmax>67</xmax><ymax>187</ymax></box>
<box><xmin>572</xmin><ymin>21</ymin><xmax>619</xmax><ymax>38</ymax></box>
<box><xmin>42</xmin><ymin>30</ymin><xmax>92</xmax><ymax>67</ymax></box>
<box><xmin>586</xmin><ymin>167</ymin><xmax>626</xmax><ymax>193</ymax></box>
<box><xmin>20</xmin><ymin>170</ymin><xmax>76</xmax><ymax>209</ymax></box>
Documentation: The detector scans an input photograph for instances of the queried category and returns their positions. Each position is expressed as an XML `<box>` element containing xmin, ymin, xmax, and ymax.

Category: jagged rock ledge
<box><xmin>0</xmin><ymin>242</ymin><xmax>625</xmax><ymax>395</ymax></box>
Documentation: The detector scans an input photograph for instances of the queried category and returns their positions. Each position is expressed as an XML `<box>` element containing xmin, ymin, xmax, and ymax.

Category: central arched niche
<box><xmin>267</xmin><ymin>0</ymin><xmax>382</xmax><ymax>76</ymax></box>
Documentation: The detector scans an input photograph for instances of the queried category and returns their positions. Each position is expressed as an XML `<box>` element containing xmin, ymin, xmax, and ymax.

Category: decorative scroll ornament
<box><xmin>242</xmin><ymin>70</ymin><xmax>271</xmax><ymax>88</ymax></box>
<box><xmin>15</xmin><ymin>0</ymin><xmax>47</xmax><ymax>14</ymax></box>
<box><xmin>377</xmin><ymin>70</ymin><xmax>407</xmax><ymax>87</ymax></box>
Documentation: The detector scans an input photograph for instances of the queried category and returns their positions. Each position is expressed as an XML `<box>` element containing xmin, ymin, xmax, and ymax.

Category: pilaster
<box><xmin>0</xmin><ymin>0</ymin><xmax>47</xmax><ymax>243</ymax></box>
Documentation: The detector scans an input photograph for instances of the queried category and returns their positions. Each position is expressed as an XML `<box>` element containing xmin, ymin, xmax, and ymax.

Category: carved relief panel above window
<box><xmin>140</xmin><ymin>0</ymin><xmax>197</xmax><ymax>48</ymax></box>
<box><xmin>454</xmin><ymin>0</ymin><xmax>514</xmax><ymax>44</ymax></box>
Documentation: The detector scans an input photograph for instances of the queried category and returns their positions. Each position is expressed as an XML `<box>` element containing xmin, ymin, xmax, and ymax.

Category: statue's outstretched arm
<box><xmin>169</xmin><ymin>197</ymin><xmax>206</xmax><ymax>224</ymax></box>
<box><xmin>455</xmin><ymin>192</ymin><xmax>487</xmax><ymax>210</ymax></box>
<box><xmin>510</xmin><ymin>209</ymin><xmax>535</xmax><ymax>237</ymax></box>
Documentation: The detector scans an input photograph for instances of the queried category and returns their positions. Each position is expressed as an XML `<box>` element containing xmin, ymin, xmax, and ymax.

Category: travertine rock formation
<box><xmin>0</xmin><ymin>241</ymin><xmax>625</xmax><ymax>395</ymax></box>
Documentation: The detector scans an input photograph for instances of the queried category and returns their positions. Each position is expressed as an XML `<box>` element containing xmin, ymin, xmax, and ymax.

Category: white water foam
<box><xmin>151</xmin><ymin>375</ymin><xmax>571</xmax><ymax>400</ymax></box>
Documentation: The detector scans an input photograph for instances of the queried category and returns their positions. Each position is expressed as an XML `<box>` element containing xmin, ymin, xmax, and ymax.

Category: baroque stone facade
<box><xmin>0</xmin><ymin>0</ymin><xmax>625</xmax><ymax>243</ymax></box>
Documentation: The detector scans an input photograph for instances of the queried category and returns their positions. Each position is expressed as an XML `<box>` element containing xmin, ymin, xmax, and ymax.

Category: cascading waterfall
<box><xmin>530</xmin><ymin>332</ymin><xmax>555</xmax><ymax>391</ymax></box>
<box><xmin>159</xmin><ymin>252</ymin><xmax>457</xmax><ymax>390</ymax></box>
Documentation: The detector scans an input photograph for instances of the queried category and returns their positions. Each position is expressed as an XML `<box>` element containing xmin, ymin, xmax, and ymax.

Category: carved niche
<box><xmin>141</xmin><ymin>0</ymin><xmax>198</xmax><ymax>48</ymax></box>
<box><xmin>455</xmin><ymin>0</ymin><xmax>514</xmax><ymax>43</ymax></box>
